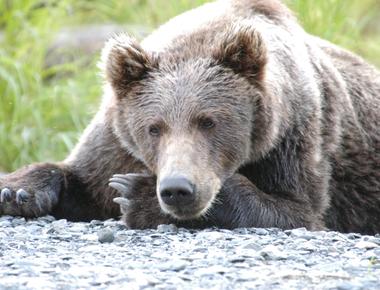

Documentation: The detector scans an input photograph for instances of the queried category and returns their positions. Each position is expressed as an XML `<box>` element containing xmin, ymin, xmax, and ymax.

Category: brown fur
<box><xmin>1</xmin><ymin>0</ymin><xmax>379</xmax><ymax>234</ymax></box>
<box><xmin>232</xmin><ymin>0</ymin><xmax>292</xmax><ymax>21</ymax></box>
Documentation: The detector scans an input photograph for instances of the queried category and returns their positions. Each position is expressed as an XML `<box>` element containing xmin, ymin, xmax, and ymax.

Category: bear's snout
<box><xmin>155</xmin><ymin>136</ymin><xmax>222</xmax><ymax>219</ymax></box>
<box><xmin>159</xmin><ymin>176</ymin><xmax>196</xmax><ymax>207</ymax></box>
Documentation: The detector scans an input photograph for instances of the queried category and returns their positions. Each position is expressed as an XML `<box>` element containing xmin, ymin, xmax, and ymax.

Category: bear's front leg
<box><xmin>109</xmin><ymin>173</ymin><xmax>174</xmax><ymax>229</ymax></box>
<box><xmin>207</xmin><ymin>173</ymin><xmax>326</xmax><ymax>230</ymax></box>
<box><xmin>0</xmin><ymin>163</ymin><xmax>64</xmax><ymax>218</ymax></box>
<box><xmin>110</xmin><ymin>173</ymin><xmax>326</xmax><ymax>230</ymax></box>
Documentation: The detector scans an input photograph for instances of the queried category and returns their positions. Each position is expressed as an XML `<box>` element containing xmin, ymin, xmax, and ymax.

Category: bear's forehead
<box><xmin>146</xmin><ymin>61</ymin><xmax>249</xmax><ymax>102</ymax></box>
<box><xmin>131</xmin><ymin>75</ymin><xmax>252</xmax><ymax>123</ymax></box>
<box><xmin>143</xmin><ymin>78</ymin><xmax>248</xmax><ymax>112</ymax></box>
<box><xmin>126</xmin><ymin>59</ymin><xmax>255</xmax><ymax>119</ymax></box>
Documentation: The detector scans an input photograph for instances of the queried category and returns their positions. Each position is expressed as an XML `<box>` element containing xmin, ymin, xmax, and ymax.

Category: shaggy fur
<box><xmin>1</xmin><ymin>0</ymin><xmax>379</xmax><ymax>234</ymax></box>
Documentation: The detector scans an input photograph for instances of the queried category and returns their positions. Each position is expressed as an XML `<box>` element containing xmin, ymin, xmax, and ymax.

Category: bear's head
<box><xmin>101</xmin><ymin>26</ymin><xmax>270</xmax><ymax>220</ymax></box>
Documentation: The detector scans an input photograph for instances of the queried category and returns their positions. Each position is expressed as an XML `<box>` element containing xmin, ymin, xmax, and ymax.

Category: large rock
<box><xmin>45</xmin><ymin>24</ymin><xmax>150</xmax><ymax>67</ymax></box>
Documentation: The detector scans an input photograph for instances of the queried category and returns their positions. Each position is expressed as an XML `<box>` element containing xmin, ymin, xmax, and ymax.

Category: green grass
<box><xmin>0</xmin><ymin>0</ymin><xmax>379</xmax><ymax>172</ymax></box>
<box><xmin>287</xmin><ymin>0</ymin><xmax>380</xmax><ymax>61</ymax></box>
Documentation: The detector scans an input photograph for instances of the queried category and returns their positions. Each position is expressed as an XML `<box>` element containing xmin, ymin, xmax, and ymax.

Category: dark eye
<box><xmin>199</xmin><ymin>117</ymin><xmax>215</xmax><ymax>130</ymax></box>
<box><xmin>149</xmin><ymin>125</ymin><xmax>161</xmax><ymax>137</ymax></box>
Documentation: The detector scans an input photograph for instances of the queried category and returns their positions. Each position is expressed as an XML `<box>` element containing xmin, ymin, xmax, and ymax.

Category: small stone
<box><xmin>288</xmin><ymin>228</ymin><xmax>315</xmax><ymax>240</ymax></box>
<box><xmin>103</xmin><ymin>220</ymin><xmax>119</xmax><ymax>227</ymax></box>
<box><xmin>233</xmin><ymin>228</ymin><xmax>250</xmax><ymax>234</ymax></box>
<box><xmin>335</xmin><ymin>281</ymin><xmax>362</xmax><ymax>290</ymax></box>
<box><xmin>366</xmin><ymin>237</ymin><xmax>380</xmax><ymax>245</ymax></box>
<box><xmin>24</xmin><ymin>225</ymin><xmax>42</xmax><ymax>234</ymax></box>
<box><xmin>157</xmin><ymin>224</ymin><xmax>178</xmax><ymax>233</ymax></box>
<box><xmin>0</xmin><ymin>220</ymin><xmax>11</xmax><ymax>227</ymax></box>
<box><xmin>304</xmin><ymin>260</ymin><xmax>317</xmax><ymax>267</ymax></box>
<box><xmin>260</xmin><ymin>245</ymin><xmax>288</xmax><ymax>260</ymax></box>
<box><xmin>240</xmin><ymin>241</ymin><xmax>262</xmax><ymax>251</ymax></box>
<box><xmin>97</xmin><ymin>228</ymin><xmax>115</xmax><ymax>243</ymax></box>
<box><xmin>51</xmin><ymin>219</ymin><xmax>67</xmax><ymax>228</ymax></box>
<box><xmin>355</xmin><ymin>240</ymin><xmax>379</xmax><ymax>249</ymax></box>
<box><xmin>54</xmin><ymin>233</ymin><xmax>73</xmax><ymax>241</ymax></box>
<box><xmin>342</xmin><ymin>251</ymin><xmax>358</xmax><ymax>259</ymax></box>
<box><xmin>69</xmin><ymin>223</ymin><xmax>88</xmax><ymax>232</ymax></box>
<box><xmin>90</xmin><ymin>220</ymin><xmax>103</xmax><ymax>226</ymax></box>
<box><xmin>347</xmin><ymin>233</ymin><xmax>362</xmax><ymax>240</ymax></box>
<box><xmin>157</xmin><ymin>260</ymin><xmax>189</xmax><ymax>271</ymax></box>
<box><xmin>254</xmin><ymin>228</ymin><xmax>268</xmax><ymax>235</ymax></box>
<box><xmin>152</xmin><ymin>239</ymin><xmax>163</xmax><ymax>246</ymax></box>
<box><xmin>37</xmin><ymin>215</ymin><xmax>56</xmax><ymax>223</ymax></box>
<box><xmin>196</xmin><ymin>265</ymin><xmax>230</xmax><ymax>276</ymax></box>
<box><xmin>0</xmin><ymin>215</ymin><xmax>13</xmax><ymax>222</ymax></box>
<box><xmin>196</xmin><ymin>231</ymin><xmax>224</xmax><ymax>240</ymax></box>
<box><xmin>11</xmin><ymin>217</ymin><xmax>26</xmax><ymax>226</ymax></box>
<box><xmin>296</xmin><ymin>241</ymin><xmax>318</xmax><ymax>252</ymax></box>
<box><xmin>363</xmin><ymin>250</ymin><xmax>378</xmax><ymax>260</ymax></box>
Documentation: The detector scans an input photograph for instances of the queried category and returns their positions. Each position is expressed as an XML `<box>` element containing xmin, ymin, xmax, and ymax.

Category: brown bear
<box><xmin>1</xmin><ymin>0</ymin><xmax>379</xmax><ymax>234</ymax></box>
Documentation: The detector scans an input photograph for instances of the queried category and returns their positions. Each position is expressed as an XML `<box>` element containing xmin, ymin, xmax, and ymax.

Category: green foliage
<box><xmin>286</xmin><ymin>0</ymin><xmax>380</xmax><ymax>62</ymax></box>
<box><xmin>0</xmin><ymin>0</ymin><xmax>379</xmax><ymax>172</ymax></box>
<box><xmin>68</xmin><ymin>0</ymin><xmax>208</xmax><ymax>27</ymax></box>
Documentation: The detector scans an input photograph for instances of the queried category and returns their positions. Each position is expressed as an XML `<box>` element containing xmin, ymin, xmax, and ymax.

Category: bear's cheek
<box><xmin>208</xmin><ymin>131</ymin><xmax>251</xmax><ymax>180</ymax></box>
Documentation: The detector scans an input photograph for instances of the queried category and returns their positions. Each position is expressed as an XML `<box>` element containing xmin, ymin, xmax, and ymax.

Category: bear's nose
<box><xmin>159</xmin><ymin>177</ymin><xmax>195</xmax><ymax>206</ymax></box>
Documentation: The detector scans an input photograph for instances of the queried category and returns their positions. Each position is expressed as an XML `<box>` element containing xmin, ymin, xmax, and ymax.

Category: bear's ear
<box><xmin>212</xmin><ymin>26</ymin><xmax>267</xmax><ymax>81</ymax></box>
<box><xmin>100</xmin><ymin>34</ymin><xmax>157</xmax><ymax>94</ymax></box>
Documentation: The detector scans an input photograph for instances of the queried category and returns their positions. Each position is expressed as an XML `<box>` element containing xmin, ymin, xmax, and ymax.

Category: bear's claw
<box><xmin>0</xmin><ymin>188</ymin><xmax>30</xmax><ymax>204</ymax></box>
<box><xmin>16</xmin><ymin>189</ymin><xmax>29</xmax><ymax>204</ymax></box>
<box><xmin>109</xmin><ymin>182</ymin><xmax>128</xmax><ymax>195</ymax></box>
<box><xmin>0</xmin><ymin>188</ymin><xmax>12</xmax><ymax>203</ymax></box>
<box><xmin>109</xmin><ymin>176</ymin><xmax>132</xmax><ymax>188</ymax></box>
<box><xmin>113</xmin><ymin>197</ymin><xmax>130</xmax><ymax>206</ymax></box>
<box><xmin>109</xmin><ymin>173</ymin><xmax>151</xmax><ymax>197</ymax></box>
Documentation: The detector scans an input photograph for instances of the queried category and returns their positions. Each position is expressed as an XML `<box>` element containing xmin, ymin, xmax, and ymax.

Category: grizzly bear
<box><xmin>1</xmin><ymin>0</ymin><xmax>379</xmax><ymax>234</ymax></box>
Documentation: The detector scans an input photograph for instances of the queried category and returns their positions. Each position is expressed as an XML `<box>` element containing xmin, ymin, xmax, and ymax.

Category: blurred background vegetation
<box><xmin>0</xmin><ymin>0</ymin><xmax>379</xmax><ymax>172</ymax></box>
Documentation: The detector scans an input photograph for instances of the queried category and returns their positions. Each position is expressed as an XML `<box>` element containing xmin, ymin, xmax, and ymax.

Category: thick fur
<box><xmin>1</xmin><ymin>0</ymin><xmax>379</xmax><ymax>234</ymax></box>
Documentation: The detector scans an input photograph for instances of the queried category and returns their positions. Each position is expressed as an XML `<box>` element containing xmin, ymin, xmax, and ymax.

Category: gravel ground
<box><xmin>0</xmin><ymin>216</ymin><xmax>379</xmax><ymax>290</ymax></box>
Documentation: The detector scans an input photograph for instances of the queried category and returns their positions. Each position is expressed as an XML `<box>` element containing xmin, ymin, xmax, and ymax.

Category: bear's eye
<box><xmin>199</xmin><ymin>117</ymin><xmax>215</xmax><ymax>130</ymax></box>
<box><xmin>149</xmin><ymin>125</ymin><xmax>161</xmax><ymax>137</ymax></box>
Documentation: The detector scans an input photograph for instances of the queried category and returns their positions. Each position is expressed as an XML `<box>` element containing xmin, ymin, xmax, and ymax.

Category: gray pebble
<box><xmin>51</xmin><ymin>219</ymin><xmax>67</xmax><ymax>229</ymax></box>
<box><xmin>366</xmin><ymin>237</ymin><xmax>380</xmax><ymax>245</ymax></box>
<box><xmin>347</xmin><ymin>233</ymin><xmax>362</xmax><ymax>240</ymax></box>
<box><xmin>287</xmin><ymin>228</ymin><xmax>316</xmax><ymax>240</ymax></box>
<box><xmin>0</xmin><ymin>215</ymin><xmax>13</xmax><ymax>222</ymax></box>
<box><xmin>259</xmin><ymin>245</ymin><xmax>288</xmax><ymax>260</ymax></box>
<box><xmin>196</xmin><ymin>231</ymin><xmax>224</xmax><ymax>240</ymax></box>
<box><xmin>335</xmin><ymin>281</ymin><xmax>363</xmax><ymax>290</ymax></box>
<box><xmin>90</xmin><ymin>220</ymin><xmax>104</xmax><ymax>226</ymax></box>
<box><xmin>355</xmin><ymin>240</ymin><xmax>379</xmax><ymax>249</ymax></box>
<box><xmin>97</xmin><ymin>228</ymin><xmax>115</xmax><ymax>243</ymax></box>
<box><xmin>253</xmin><ymin>228</ymin><xmax>268</xmax><ymax>235</ymax></box>
<box><xmin>11</xmin><ymin>217</ymin><xmax>26</xmax><ymax>226</ymax></box>
<box><xmin>156</xmin><ymin>260</ymin><xmax>189</xmax><ymax>271</ymax></box>
<box><xmin>157</xmin><ymin>224</ymin><xmax>178</xmax><ymax>233</ymax></box>
<box><xmin>0</xmin><ymin>220</ymin><xmax>11</xmax><ymax>227</ymax></box>
<box><xmin>103</xmin><ymin>220</ymin><xmax>119</xmax><ymax>227</ymax></box>
<box><xmin>240</xmin><ymin>241</ymin><xmax>262</xmax><ymax>251</ymax></box>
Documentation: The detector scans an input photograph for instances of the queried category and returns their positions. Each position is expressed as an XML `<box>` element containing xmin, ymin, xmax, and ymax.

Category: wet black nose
<box><xmin>159</xmin><ymin>177</ymin><xmax>195</xmax><ymax>206</ymax></box>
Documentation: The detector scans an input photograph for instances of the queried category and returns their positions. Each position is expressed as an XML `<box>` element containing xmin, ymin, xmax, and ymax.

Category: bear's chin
<box><xmin>159</xmin><ymin>201</ymin><xmax>212</xmax><ymax>221</ymax></box>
